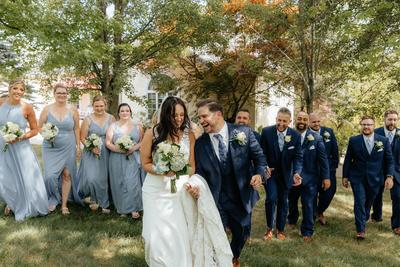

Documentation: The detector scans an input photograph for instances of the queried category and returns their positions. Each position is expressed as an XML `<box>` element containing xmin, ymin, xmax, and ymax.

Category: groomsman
<box><xmin>260</xmin><ymin>107</ymin><xmax>303</xmax><ymax>240</ymax></box>
<box><xmin>287</xmin><ymin>111</ymin><xmax>330</xmax><ymax>241</ymax></box>
<box><xmin>371</xmin><ymin>110</ymin><xmax>398</xmax><ymax>223</ymax></box>
<box><xmin>309</xmin><ymin>113</ymin><xmax>339</xmax><ymax>225</ymax></box>
<box><xmin>235</xmin><ymin>109</ymin><xmax>261</xmax><ymax>143</ymax></box>
<box><xmin>372</xmin><ymin>110</ymin><xmax>400</xmax><ymax>235</ymax></box>
<box><xmin>343</xmin><ymin>115</ymin><xmax>394</xmax><ymax>239</ymax></box>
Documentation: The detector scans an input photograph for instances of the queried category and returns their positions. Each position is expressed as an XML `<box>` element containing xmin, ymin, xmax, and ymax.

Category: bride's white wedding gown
<box><xmin>142</xmin><ymin>131</ymin><xmax>232</xmax><ymax>267</ymax></box>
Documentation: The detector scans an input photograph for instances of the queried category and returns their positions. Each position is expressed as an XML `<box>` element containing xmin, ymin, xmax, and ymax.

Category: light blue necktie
<box><xmin>214</xmin><ymin>134</ymin><xmax>227</xmax><ymax>163</ymax></box>
<box><xmin>388</xmin><ymin>132</ymin><xmax>394</xmax><ymax>144</ymax></box>
<box><xmin>366</xmin><ymin>138</ymin><xmax>373</xmax><ymax>154</ymax></box>
<box><xmin>278</xmin><ymin>132</ymin><xmax>284</xmax><ymax>151</ymax></box>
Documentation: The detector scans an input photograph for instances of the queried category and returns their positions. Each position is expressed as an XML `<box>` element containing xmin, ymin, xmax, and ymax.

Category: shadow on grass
<box><xmin>0</xmin><ymin>203</ymin><xmax>147</xmax><ymax>267</ymax></box>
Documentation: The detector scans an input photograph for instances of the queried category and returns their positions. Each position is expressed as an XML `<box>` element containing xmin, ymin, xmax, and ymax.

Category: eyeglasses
<box><xmin>55</xmin><ymin>92</ymin><xmax>68</xmax><ymax>96</ymax></box>
<box><xmin>360</xmin><ymin>124</ymin><xmax>374</xmax><ymax>127</ymax></box>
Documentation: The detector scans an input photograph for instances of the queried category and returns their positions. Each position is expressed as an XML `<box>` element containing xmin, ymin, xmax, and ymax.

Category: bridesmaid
<box><xmin>77</xmin><ymin>95</ymin><xmax>115</xmax><ymax>213</ymax></box>
<box><xmin>0</xmin><ymin>79</ymin><xmax>48</xmax><ymax>220</ymax></box>
<box><xmin>106</xmin><ymin>103</ymin><xmax>143</xmax><ymax>218</ymax></box>
<box><xmin>39</xmin><ymin>83</ymin><xmax>81</xmax><ymax>215</ymax></box>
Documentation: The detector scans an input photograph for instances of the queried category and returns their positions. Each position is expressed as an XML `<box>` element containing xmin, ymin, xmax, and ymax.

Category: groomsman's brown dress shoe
<box><xmin>303</xmin><ymin>236</ymin><xmax>313</xmax><ymax>242</ymax></box>
<box><xmin>316</xmin><ymin>213</ymin><xmax>327</xmax><ymax>225</ymax></box>
<box><xmin>263</xmin><ymin>229</ymin><xmax>273</xmax><ymax>240</ymax></box>
<box><xmin>356</xmin><ymin>232</ymin><xmax>365</xmax><ymax>240</ymax></box>
<box><xmin>232</xmin><ymin>257</ymin><xmax>240</xmax><ymax>267</ymax></box>
<box><xmin>276</xmin><ymin>231</ymin><xmax>286</xmax><ymax>241</ymax></box>
<box><xmin>393</xmin><ymin>227</ymin><xmax>400</xmax><ymax>235</ymax></box>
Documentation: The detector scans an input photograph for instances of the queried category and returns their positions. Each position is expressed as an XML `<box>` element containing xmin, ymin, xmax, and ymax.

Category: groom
<box><xmin>193</xmin><ymin>99</ymin><xmax>266</xmax><ymax>266</ymax></box>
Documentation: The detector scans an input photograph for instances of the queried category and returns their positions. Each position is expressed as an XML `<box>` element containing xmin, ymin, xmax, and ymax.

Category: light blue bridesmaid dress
<box><xmin>108</xmin><ymin>122</ymin><xmax>142</xmax><ymax>214</ymax></box>
<box><xmin>77</xmin><ymin>114</ymin><xmax>112</xmax><ymax>209</ymax></box>
<box><xmin>0</xmin><ymin>101</ymin><xmax>49</xmax><ymax>221</ymax></box>
<box><xmin>42</xmin><ymin>110</ymin><xmax>81</xmax><ymax>206</ymax></box>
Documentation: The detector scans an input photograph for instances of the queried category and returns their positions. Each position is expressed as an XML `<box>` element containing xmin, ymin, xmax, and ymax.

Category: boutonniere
<box><xmin>230</xmin><ymin>130</ymin><xmax>247</xmax><ymax>146</ymax></box>
<box><xmin>396</xmin><ymin>130</ymin><xmax>400</xmax><ymax>138</ymax></box>
<box><xmin>323</xmin><ymin>131</ymin><xmax>331</xmax><ymax>140</ymax></box>
<box><xmin>284</xmin><ymin>135</ymin><xmax>291</xmax><ymax>143</ymax></box>
<box><xmin>307</xmin><ymin>134</ymin><xmax>315</xmax><ymax>141</ymax></box>
<box><xmin>374</xmin><ymin>141</ymin><xmax>384</xmax><ymax>150</ymax></box>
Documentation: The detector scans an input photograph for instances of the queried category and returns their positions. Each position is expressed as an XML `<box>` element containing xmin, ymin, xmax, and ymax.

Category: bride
<box><xmin>141</xmin><ymin>96</ymin><xmax>232</xmax><ymax>267</ymax></box>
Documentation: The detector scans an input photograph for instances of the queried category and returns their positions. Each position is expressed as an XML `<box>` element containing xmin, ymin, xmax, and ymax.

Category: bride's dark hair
<box><xmin>152</xmin><ymin>96</ymin><xmax>190</xmax><ymax>152</ymax></box>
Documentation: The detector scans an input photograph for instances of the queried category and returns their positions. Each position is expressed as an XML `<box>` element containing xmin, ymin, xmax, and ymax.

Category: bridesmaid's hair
<box><xmin>53</xmin><ymin>83</ymin><xmax>67</xmax><ymax>93</ymax></box>
<box><xmin>8</xmin><ymin>78</ymin><xmax>26</xmax><ymax>90</ymax></box>
<box><xmin>117</xmin><ymin>103</ymin><xmax>132</xmax><ymax>119</ymax></box>
<box><xmin>152</xmin><ymin>96</ymin><xmax>190</xmax><ymax>152</ymax></box>
<box><xmin>92</xmin><ymin>95</ymin><xmax>107</xmax><ymax>107</ymax></box>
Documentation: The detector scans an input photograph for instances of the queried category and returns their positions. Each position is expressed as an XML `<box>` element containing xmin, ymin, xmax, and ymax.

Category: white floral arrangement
<box><xmin>284</xmin><ymin>135</ymin><xmax>291</xmax><ymax>143</ymax></box>
<box><xmin>396</xmin><ymin>130</ymin><xmax>400</xmax><ymax>138</ymax></box>
<box><xmin>323</xmin><ymin>131</ymin><xmax>331</xmax><ymax>139</ymax></box>
<box><xmin>231</xmin><ymin>130</ymin><xmax>247</xmax><ymax>146</ymax></box>
<box><xmin>41</xmin><ymin>122</ymin><xmax>59</xmax><ymax>148</ymax></box>
<box><xmin>374</xmin><ymin>140</ymin><xmax>384</xmax><ymax>150</ymax></box>
<box><xmin>307</xmin><ymin>134</ymin><xmax>315</xmax><ymax>141</ymax></box>
<box><xmin>153</xmin><ymin>141</ymin><xmax>190</xmax><ymax>193</ymax></box>
<box><xmin>115</xmin><ymin>135</ymin><xmax>135</xmax><ymax>160</ymax></box>
<box><xmin>84</xmin><ymin>133</ymin><xmax>103</xmax><ymax>159</ymax></box>
<box><xmin>0</xmin><ymin>122</ymin><xmax>23</xmax><ymax>152</ymax></box>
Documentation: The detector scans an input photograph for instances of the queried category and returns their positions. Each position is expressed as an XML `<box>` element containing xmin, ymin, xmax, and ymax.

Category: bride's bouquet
<box><xmin>41</xmin><ymin>122</ymin><xmax>59</xmax><ymax>148</ymax></box>
<box><xmin>153</xmin><ymin>141</ymin><xmax>190</xmax><ymax>193</ymax></box>
<box><xmin>84</xmin><ymin>133</ymin><xmax>103</xmax><ymax>159</ymax></box>
<box><xmin>0</xmin><ymin>122</ymin><xmax>23</xmax><ymax>152</ymax></box>
<box><xmin>116</xmin><ymin>135</ymin><xmax>135</xmax><ymax>160</ymax></box>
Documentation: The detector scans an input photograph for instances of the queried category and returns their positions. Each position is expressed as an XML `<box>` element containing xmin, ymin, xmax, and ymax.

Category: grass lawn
<box><xmin>1</xmin><ymin>146</ymin><xmax>400</xmax><ymax>266</ymax></box>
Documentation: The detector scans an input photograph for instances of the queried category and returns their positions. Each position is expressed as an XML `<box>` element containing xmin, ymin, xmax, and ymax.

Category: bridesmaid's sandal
<box><xmin>101</xmin><ymin>208</ymin><xmax>111</xmax><ymax>214</ymax></box>
<box><xmin>83</xmin><ymin>197</ymin><xmax>92</xmax><ymax>205</ymax></box>
<box><xmin>131</xmin><ymin>212</ymin><xmax>140</xmax><ymax>219</ymax></box>
<box><xmin>4</xmin><ymin>206</ymin><xmax>12</xmax><ymax>216</ymax></box>
<box><xmin>61</xmin><ymin>207</ymin><xmax>70</xmax><ymax>215</ymax></box>
<box><xmin>48</xmin><ymin>205</ymin><xmax>56</xmax><ymax>212</ymax></box>
<box><xmin>89</xmin><ymin>204</ymin><xmax>99</xmax><ymax>211</ymax></box>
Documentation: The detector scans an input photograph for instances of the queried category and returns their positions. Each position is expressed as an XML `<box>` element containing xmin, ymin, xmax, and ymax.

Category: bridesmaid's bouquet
<box><xmin>84</xmin><ymin>133</ymin><xmax>103</xmax><ymax>159</ymax></box>
<box><xmin>0</xmin><ymin>122</ymin><xmax>23</xmax><ymax>152</ymax></box>
<box><xmin>153</xmin><ymin>141</ymin><xmax>190</xmax><ymax>193</ymax></box>
<box><xmin>41</xmin><ymin>122</ymin><xmax>59</xmax><ymax>148</ymax></box>
<box><xmin>115</xmin><ymin>135</ymin><xmax>135</xmax><ymax>160</ymax></box>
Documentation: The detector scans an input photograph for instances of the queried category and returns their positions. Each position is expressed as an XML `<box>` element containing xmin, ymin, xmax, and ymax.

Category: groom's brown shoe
<box><xmin>232</xmin><ymin>257</ymin><xmax>240</xmax><ymax>267</ymax></box>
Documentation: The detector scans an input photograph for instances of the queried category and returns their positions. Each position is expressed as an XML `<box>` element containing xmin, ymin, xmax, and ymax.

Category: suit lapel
<box><xmin>204</xmin><ymin>134</ymin><xmax>221</xmax><ymax>171</ymax></box>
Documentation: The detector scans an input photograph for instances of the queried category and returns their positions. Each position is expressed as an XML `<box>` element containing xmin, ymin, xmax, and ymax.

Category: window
<box><xmin>147</xmin><ymin>92</ymin><xmax>171</xmax><ymax>119</ymax></box>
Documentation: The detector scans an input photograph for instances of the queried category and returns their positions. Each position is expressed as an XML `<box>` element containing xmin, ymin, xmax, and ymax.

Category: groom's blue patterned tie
<box><xmin>214</xmin><ymin>134</ymin><xmax>227</xmax><ymax>163</ymax></box>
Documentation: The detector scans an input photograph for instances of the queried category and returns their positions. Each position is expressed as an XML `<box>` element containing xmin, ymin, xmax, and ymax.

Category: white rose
<box><xmin>307</xmin><ymin>134</ymin><xmax>315</xmax><ymax>141</ymax></box>
<box><xmin>3</xmin><ymin>133</ymin><xmax>17</xmax><ymax>142</ymax></box>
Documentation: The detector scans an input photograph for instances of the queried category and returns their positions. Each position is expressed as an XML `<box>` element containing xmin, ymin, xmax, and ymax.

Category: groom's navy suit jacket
<box><xmin>375</xmin><ymin>127</ymin><xmax>400</xmax><ymax>184</ymax></box>
<box><xmin>195</xmin><ymin>123</ymin><xmax>267</xmax><ymax>214</ymax></box>
<box><xmin>260</xmin><ymin>126</ymin><xmax>303</xmax><ymax>189</ymax></box>
<box><xmin>343</xmin><ymin>134</ymin><xmax>394</xmax><ymax>189</ymax></box>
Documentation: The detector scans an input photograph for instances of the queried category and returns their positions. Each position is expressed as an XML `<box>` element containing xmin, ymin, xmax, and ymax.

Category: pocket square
<box><xmin>377</xmin><ymin>148</ymin><xmax>383</xmax><ymax>152</ymax></box>
<box><xmin>288</xmin><ymin>146</ymin><xmax>295</xmax><ymax>150</ymax></box>
<box><xmin>325</xmin><ymin>139</ymin><xmax>331</xmax><ymax>143</ymax></box>
<box><xmin>309</xmin><ymin>145</ymin><xmax>315</xmax><ymax>150</ymax></box>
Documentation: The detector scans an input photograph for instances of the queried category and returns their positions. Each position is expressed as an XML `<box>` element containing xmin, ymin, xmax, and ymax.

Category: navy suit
<box><xmin>315</xmin><ymin>127</ymin><xmax>339</xmax><ymax>215</ymax></box>
<box><xmin>372</xmin><ymin>127</ymin><xmax>400</xmax><ymax>228</ymax></box>
<box><xmin>343</xmin><ymin>134</ymin><xmax>394</xmax><ymax>232</ymax></box>
<box><xmin>195</xmin><ymin>123</ymin><xmax>266</xmax><ymax>258</ymax></box>
<box><xmin>253</xmin><ymin>130</ymin><xmax>261</xmax><ymax>144</ymax></box>
<box><xmin>260</xmin><ymin>126</ymin><xmax>303</xmax><ymax>231</ymax></box>
<box><xmin>288</xmin><ymin>130</ymin><xmax>330</xmax><ymax>236</ymax></box>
